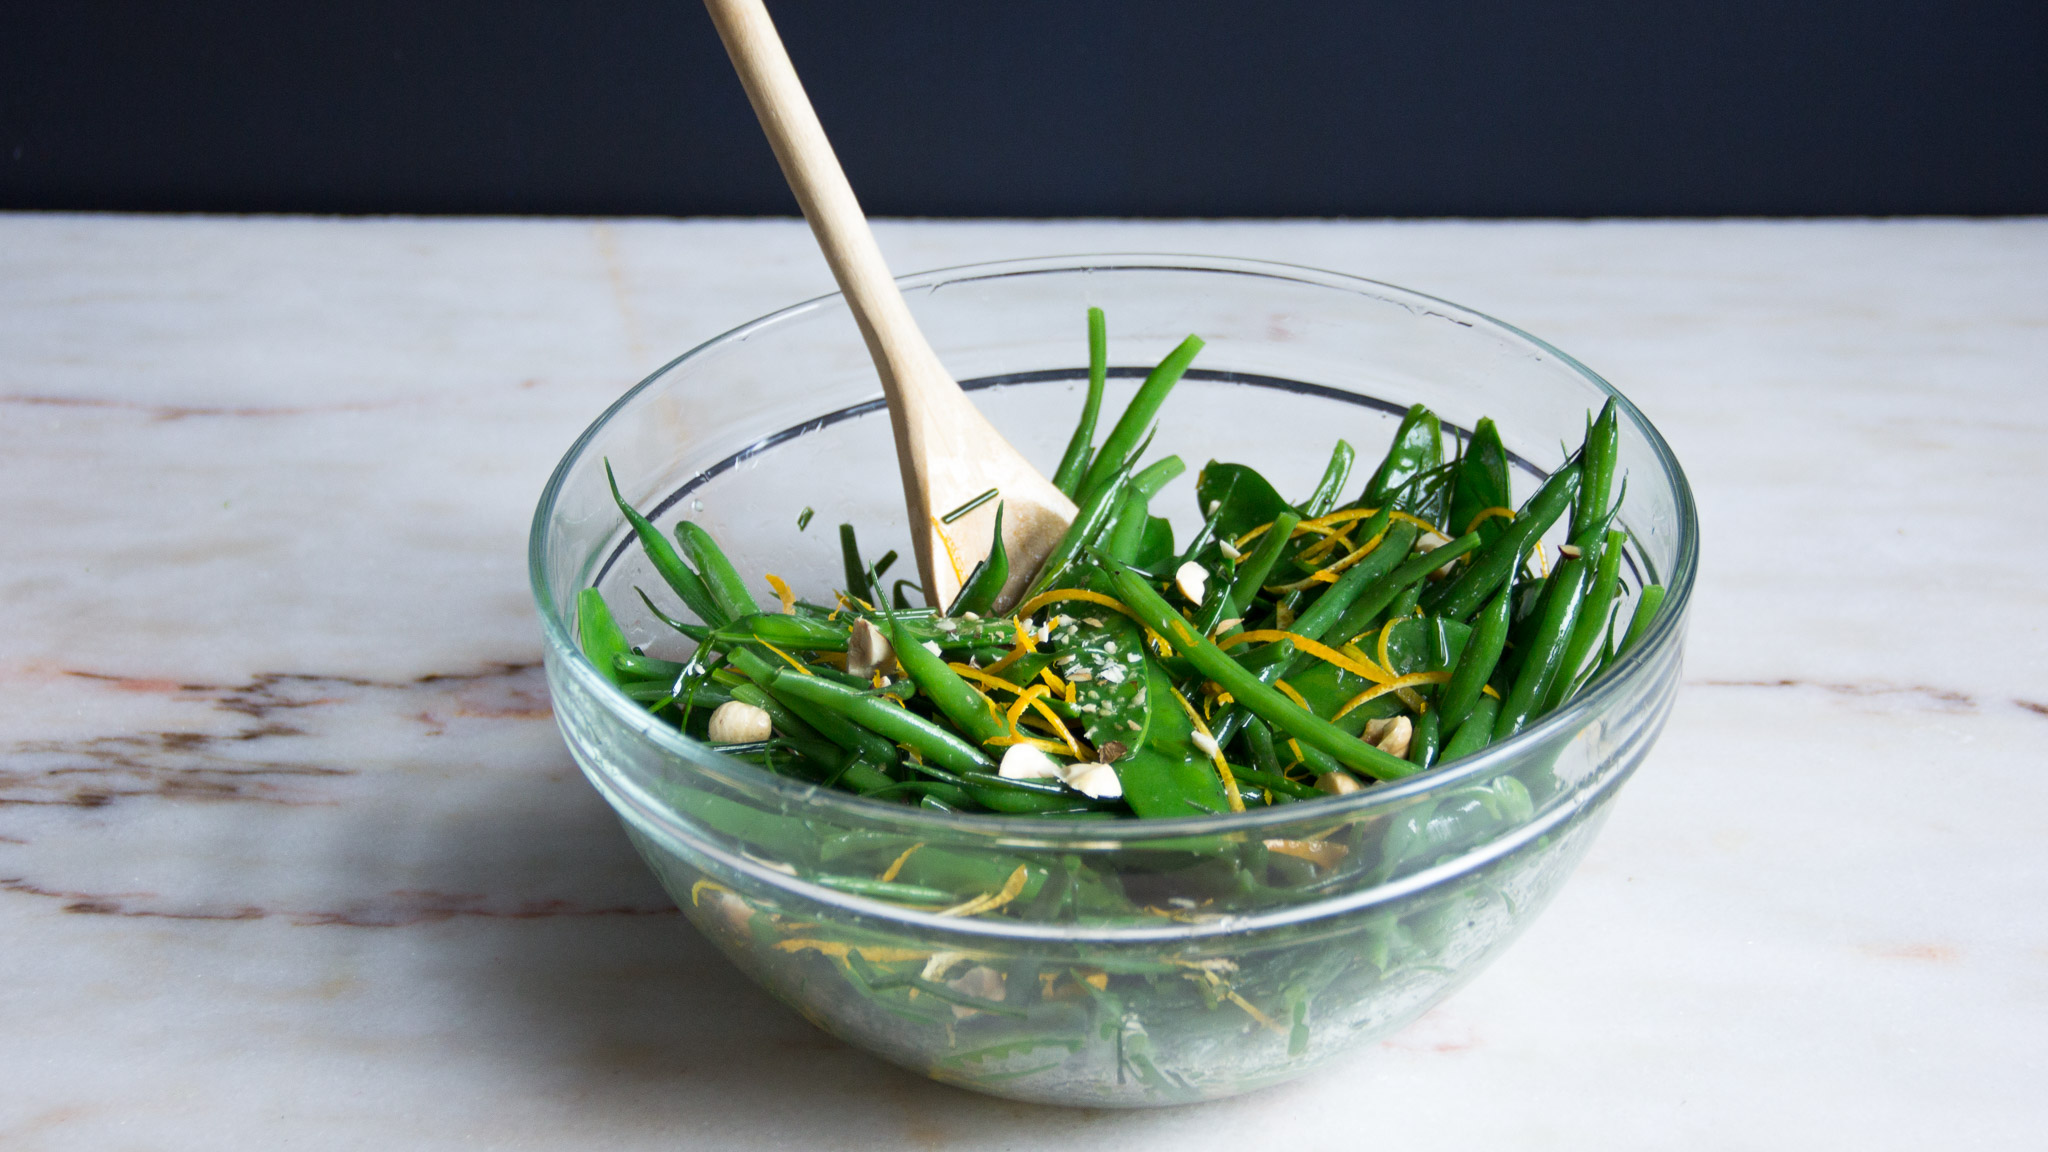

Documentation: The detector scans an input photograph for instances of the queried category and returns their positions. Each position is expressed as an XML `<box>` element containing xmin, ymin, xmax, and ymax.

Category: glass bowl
<box><xmin>530</xmin><ymin>255</ymin><xmax>1696</xmax><ymax>1107</ymax></box>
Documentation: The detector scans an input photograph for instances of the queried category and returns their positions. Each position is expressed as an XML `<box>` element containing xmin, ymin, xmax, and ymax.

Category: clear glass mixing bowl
<box><xmin>530</xmin><ymin>255</ymin><xmax>1697</xmax><ymax>1106</ymax></box>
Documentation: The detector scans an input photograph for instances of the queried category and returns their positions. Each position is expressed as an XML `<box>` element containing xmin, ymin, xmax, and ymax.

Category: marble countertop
<box><xmin>3</xmin><ymin>215</ymin><xmax>2041</xmax><ymax>1149</ymax></box>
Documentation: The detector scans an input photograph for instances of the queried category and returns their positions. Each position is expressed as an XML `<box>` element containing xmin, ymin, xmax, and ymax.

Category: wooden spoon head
<box><xmin>885</xmin><ymin>352</ymin><xmax>1076</xmax><ymax>614</ymax></box>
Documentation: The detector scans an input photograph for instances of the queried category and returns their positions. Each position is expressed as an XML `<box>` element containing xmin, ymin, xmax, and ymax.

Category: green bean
<box><xmin>1615</xmin><ymin>584</ymin><xmax>1667</xmax><ymax>658</ymax></box>
<box><xmin>727</xmin><ymin>681</ymin><xmax>896</xmax><ymax>793</ymax></box>
<box><xmin>1303</xmin><ymin>439</ymin><xmax>1355</xmax><ymax>517</ymax></box>
<box><xmin>1571</xmin><ymin>399</ymin><xmax>1620</xmax><ymax>542</ymax></box>
<box><xmin>812</xmin><ymin>875</ymin><xmax>958</xmax><ymax>903</ymax></box>
<box><xmin>1318</xmin><ymin>528</ymin><xmax>1481</xmax><ymax>650</ymax></box>
<box><xmin>1023</xmin><ymin>464</ymin><xmax>1132</xmax><ymax>599</ymax></box>
<box><xmin>768</xmin><ymin>669</ymin><xmax>996</xmax><ymax>777</ymax></box>
<box><xmin>1424</xmin><ymin>461</ymin><xmax>1580</xmax><ymax>621</ymax></box>
<box><xmin>615</xmin><ymin>651</ymin><xmax>687</xmax><ymax>681</ymax></box>
<box><xmin>674</xmin><ymin>520</ymin><xmax>761</xmax><ymax>620</ymax></box>
<box><xmin>715</xmin><ymin>612</ymin><xmax>849</xmax><ymax>651</ymax></box>
<box><xmin>1203</xmin><ymin>510</ymin><xmax>1299</xmax><ymax>633</ymax></box>
<box><xmin>727</xmin><ymin>648</ymin><xmax>900</xmax><ymax>770</ymax></box>
<box><xmin>1172</xmin><ymin>495</ymin><xmax>1231</xmax><ymax>572</ymax></box>
<box><xmin>1436</xmin><ymin>565</ymin><xmax>1514</xmax><ymax>733</ymax></box>
<box><xmin>846</xmin><ymin>951</ymin><xmax>1029</xmax><ymax>1019</ymax></box>
<box><xmin>577</xmin><ymin>588</ymin><xmax>631</xmax><ymax>686</ymax></box>
<box><xmin>1493</xmin><ymin>556</ymin><xmax>1589</xmax><ymax>741</ymax></box>
<box><xmin>1277</xmin><ymin>517</ymin><xmax>1413</xmax><ymax>645</ymax></box>
<box><xmin>1243</xmin><ymin>716</ymin><xmax>1284</xmax><ymax>777</ymax></box>
<box><xmin>1545</xmin><ymin>527</ymin><xmax>1627</xmax><ymax>711</ymax></box>
<box><xmin>1109</xmin><ymin>565</ymin><xmax>1418</xmax><ymax>780</ymax></box>
<box><xmin>1075</xmin><ymin>335</ymin><xmax>1204</xmax><ymax>504</ymax></box>
<box><xmin>1210</xmin><ymin>523</ymin><xmax>1458</xmax><ymax>746</ymax></box>
<box><xmin>1051</xmin><ymin>306</ymin><xmax>1110</xmax><ymax>496</ymax></box>
<box><xmin>1385</xmin><ymin>581</ymin><xmax>1423</xmax><ymax>624</ymax></box>
<box><xmin>1408</xmin><ymin>709</ymin><xmax>1441</xmax><ymax>770</ymax></box>
<box><xmin>605</xmin><ymin>461</ymin><xmax>726</xmax><ymax>626</ymax></box>
<box><xmin>839</xmin><ymin>523</ymin><xmax>870</xmax><ymax>602</ymax></box>
<box><xmin>1227</xmin><ymin>765</ymin><xmax>1320</xmax><ymax>801</ymax></box>
<box><xmin>1103</xmin><ymin>456</ymin><xmax>1187</xmax><ymax>563</ymax></box>
<box><xmin>621</xmin><ymin>680</ymin><xmax>733</xmax><ymax>706</ymax></box>
<box><xmin>946</xmin><ymin>504</ymin><xmax>1009</xmax><ymax>618</ymax></box>
<box><xmin>885</xmin><ymin>614</ymin><xmax>1011</xmax><ymax>746</ymax></box>
<box><xmin>635</xmin><ymin>587</ymin><xmax>712</xmax><ymax>642</ymax></box>
<box><xmin>1439</xmin><ymin>695</ymin><xmax>1500</xmax><ymax>763</ymax></box>
<box><xmin>1292</xmin><ymin>737</ymin><xmax>1342</xmax><ymax>778</ymax></box>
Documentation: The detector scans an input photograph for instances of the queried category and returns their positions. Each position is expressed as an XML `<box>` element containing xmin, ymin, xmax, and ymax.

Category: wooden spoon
<box><xmin>702</xmin><ymin>0</ymin><xmax>1077</xmax><ymax>612</ymax></box>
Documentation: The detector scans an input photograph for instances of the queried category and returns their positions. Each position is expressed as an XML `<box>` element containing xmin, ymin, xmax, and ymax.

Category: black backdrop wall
<box><xmin>5</xmin><ymin>0</ymin><xmax>2044</xmax><ymax>217</ymax></box>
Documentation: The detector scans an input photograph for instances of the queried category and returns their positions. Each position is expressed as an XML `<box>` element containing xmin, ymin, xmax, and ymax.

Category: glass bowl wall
<box><xmin>531</xmin><ymin>256</ymin><xmax>1696</xmax><ymax>1106</ymax></box>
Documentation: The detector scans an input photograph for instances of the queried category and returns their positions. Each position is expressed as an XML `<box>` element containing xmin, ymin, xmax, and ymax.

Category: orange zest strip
<box><xmin>985</xmin><ymin>732</ymin><xmax>1071</xmax><ymax>754</ymax></box>
<box><xmin>981</xmin><ymin>616</ymin><xmax>1038</xmax><ymax>676</ymax></box>
<box><xmin>1273</xmin><ymin>679</ymin><xmax>1315</xmax><ymax>714</ymax></box>
<box><xmin>878</xmin><ymin>842</ymin><xmax>924</xmax><ymax>883</ymax></box>
<box><xmin>1295</xmin><ymin>527</ymin><xmax>1357</xmax><ymax>565</ymax></box>
<box><xmin>1264</xmin><ymin>570</ymin><xmax>1340</xmax><ymax>594</ymax></box>
<box><xmin>759</xmin><ymin>641</ymin><xmax>814</xmax><ymax>675</ymax></box>
<box><xmin>1230</xmin><ymin>518</ymin><xmax>1349</xmax><ymax>550</ymax></box>
<box><xmin>764</xmin><ymin>572</ymin><xmax>797</xmax><ymax>614</ymax></box>
<box><xmin>1376</xmin><ymin>618</ymin><xmax>1401</xmax><ymax>677</ymax></box>
<box><xmin>1463</xmin><ymin>506</ymin><xmax>1515</xmax><ymax>535</ymax></box>
<box><xmin>937</xmin><ymin>865</ymin><xmax>1029</xmax><ymax>919</ymax></box>
<box><xmin>1388</xmin><ymin>510</ymin><xmax>1448</xmax><ymax>537</ymax></box>
<box><xmin>1171</xmin><ymin>685</ymin><xmax>1244</xmax><ymax>812</ymax></box>
<box><xmin>1299</xmin><ymin>507</ymin><xmax>1378</xmax><ymax>530</ymax></box>
<box><xmin>929</xmin><ymin>516</ymin><xmax>967</xmax><ymax>590</ymax></box>
<box><xmin>1002</xmin><ymin>682</ymin><xmax>1086</xmax><ymax>759</ymax></box>
<box><xmin>1332</xmin><ymin>671</ymin><xmax>1452</xmax><ymax>720</ymax></box>
<box><xmin>1014</xmin><ymin>587</ymin><xmax>1139</xmax><ymax>622</ymax></box>
<box><xmin>1012</xmin><ymin>588</ymin><xmax>1176</xmax><ymax>654</ymax></box>
<box><xmin>1219</xmin><ymin>629</ymin><xmax>1395</xmax><ymax>685</ymax></box>
<box><xmin>948</xmin><ymin>662</ymin><xmax>1030</xmax><ymax>697</ymax></box>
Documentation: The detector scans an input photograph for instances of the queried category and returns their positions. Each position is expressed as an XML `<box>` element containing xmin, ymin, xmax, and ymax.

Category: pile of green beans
<box><xmin>581</xmin><ymin>308</ymin><xmax>1666</xmax><ymax>820</ymax></box>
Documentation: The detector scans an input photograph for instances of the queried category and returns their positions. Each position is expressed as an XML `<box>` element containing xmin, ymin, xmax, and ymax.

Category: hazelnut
<box><xmin>707</xmin><ymin>700</ymin><xmax>773</xmax><ymax>744</ymax></box>
<box><xmin>846</xmin><ymin>618</ymin><xmax>894</xmax><ymax>677</ymax></box>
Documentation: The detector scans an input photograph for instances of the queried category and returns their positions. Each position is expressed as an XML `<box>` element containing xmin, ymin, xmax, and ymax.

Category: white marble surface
<box><xmin>2</xmin><ymin>215</ymin><xmax>2043</xmax><ymax>1149</ymax></box>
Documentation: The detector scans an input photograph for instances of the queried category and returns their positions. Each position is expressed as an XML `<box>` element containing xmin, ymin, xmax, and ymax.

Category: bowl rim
<box><xmin>529</xmin><ymin>253</ymin><xmax>1697</xmax><ymax>861</ymax></box>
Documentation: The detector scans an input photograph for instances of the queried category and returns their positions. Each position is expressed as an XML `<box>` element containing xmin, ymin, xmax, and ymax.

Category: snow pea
<box><xmin>1360</xmin><ymin>404</ymin><xmax>1443</xmax><ymax>511</ymax></box>
<box><xmin>1447</xmin><ymin>417</ymin><xmax>1512</xmax><ymax>545</ymax></box>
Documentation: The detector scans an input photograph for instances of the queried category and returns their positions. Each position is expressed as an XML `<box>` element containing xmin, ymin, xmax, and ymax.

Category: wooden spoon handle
<box><xmin>702</xmin><ymin>0</ymin><xmax>1076</xmax><ymax>611</ymax></box>
<box><xmin>701</xmin><ymin>0</ymin><xmax>952</xmax><ymax>416</ymax></box>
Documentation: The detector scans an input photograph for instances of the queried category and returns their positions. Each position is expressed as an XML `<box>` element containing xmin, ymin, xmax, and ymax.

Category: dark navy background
<box><xmin>5</xmin><ymin>0</ymin><xmax>2044</xmax><ymax>216</ymax></box>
